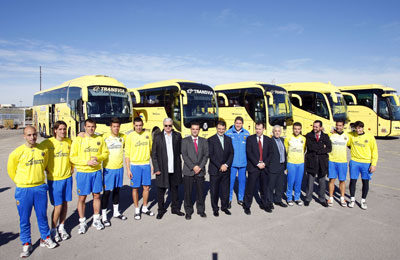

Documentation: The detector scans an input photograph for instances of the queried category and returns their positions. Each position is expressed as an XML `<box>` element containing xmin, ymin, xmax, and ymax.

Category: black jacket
<box><xmin>305</xmin><ymin>131</ymin><xmax>332</xmax><ymax>177</ymax></box>
<box><xmin>151</xmin><ymin>130</ymin><xmax>182</xmax><ymax>188</ymax></box>
<box><xmin>208</xmin><ymin>134</ymin><xmax>234</xmax><ymax>175</ymax></box>
<box><xmin>269</xmin><ymin>137</ymin><xmax>287</xmax><ymax>174</ymax></box>
<box><xmin>246</xmin><ymin>134</ymin><xmax>272</xmax><ymax>173</ymax></box>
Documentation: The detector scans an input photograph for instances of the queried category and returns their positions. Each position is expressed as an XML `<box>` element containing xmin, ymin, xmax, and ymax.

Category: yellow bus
<box><xmin>214</xmin><ymin>82</ymin><xmax>293</xmax><ymax>136</ymax></box>
<box><xmin>129</xmin><ymin>79</ymin><xmax>218</xmax><ymax>138</ymax></box>
<box><xmin>338</xmin><ymin>84</ymin><xmax>400</xmax><ymax>136</ymax></box>
<box><xmin>280</xmin><ymin>82</ymin><xmax>348</xmax><ymax>134</ymax></box>
<box><xmin>33</xmin><ymin>75</ymin><xmax>132</xmax><ymax>138</ymax></box>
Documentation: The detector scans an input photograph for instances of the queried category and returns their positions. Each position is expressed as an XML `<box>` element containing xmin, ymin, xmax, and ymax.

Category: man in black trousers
<box><xmin>243</xmin><ymin>122</ymin><xmax>271</xmax><ymax>215</ymax></box>
<box><xmin>208</xmin><ymin>121</ymin><xmax>234</xmax><ymax>217</ymax></box>
<box><xmin>304</xmin><ymin>120</ymin><xmax>332</xmax><ymax>207</ymax></box>
<box><xmin>151</xmin><ymin>118</ymin><xmax>185</xmax><ymax>219</ymax></box>
<box><xmin>265</xmin><ymin>125</ymin><xmax>288</xmax><ymax>212</ymax></box>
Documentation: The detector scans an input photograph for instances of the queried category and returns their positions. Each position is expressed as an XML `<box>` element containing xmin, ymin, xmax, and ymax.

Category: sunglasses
<box><xmin>164</xmin><ymin>125</ymin><xmax>172</xmax><ymax>127</ymax></box>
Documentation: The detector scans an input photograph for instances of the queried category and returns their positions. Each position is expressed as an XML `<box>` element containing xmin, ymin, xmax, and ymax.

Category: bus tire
<box><xmin>43</xmin><ymin>125</ymin><xmax>47</xmax><ymax>138</ymax></box>
<box><xmin>39</xmin><ymin>124</ymin><xmax>43</xmax><ymax>137</ymax></box>
<box><xmin>152</xmin><ymin>127</ymin><xmax>161</xmax><ymax>139</ymax></box>
<box><xmin>68</xmin><ymin>127</ymin><xmax>71</xmax><ymax>139</ymax></box>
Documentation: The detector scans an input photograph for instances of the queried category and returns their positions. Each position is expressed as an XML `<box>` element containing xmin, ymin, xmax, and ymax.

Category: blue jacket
<box><xmin>225</xmin><ymin>127</ymin><xmax>250</xmax><ymax>167</ymax></box>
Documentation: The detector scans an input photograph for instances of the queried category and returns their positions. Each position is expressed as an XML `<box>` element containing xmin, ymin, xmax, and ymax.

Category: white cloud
<box><xmin>0</xmin><ymin>39</ymin><xmax>400</xmax><ymax>106</ymax></box>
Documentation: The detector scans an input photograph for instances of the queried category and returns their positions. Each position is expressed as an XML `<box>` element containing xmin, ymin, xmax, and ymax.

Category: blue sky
<box><xmin>1</xmin><ymin>0</ymin><xmax>400</xmax><ymax>105</ymax></box>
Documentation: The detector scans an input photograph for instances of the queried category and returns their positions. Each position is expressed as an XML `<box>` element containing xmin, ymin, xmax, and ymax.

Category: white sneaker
<box><xmin>51</xmin><ymin>229</ymin><xmax>61</xmax><ymax>242</ymax></box>
<box><xmin>59</xmin><ymin>228</ymin><xmax>70</xmax><ymax>240</ymax></box>
<box><xmin>20</xmin><ymin>244</ymin><xmax>32</xmax><ymax>258</ymax></box>
<box><xmin>92</xmin><ymin>219</ymin><xmax>104</xmax><ymax>230</ymax></box>
<box><xmin>295</xmin><ymin>200</ymin><xmax>303</xmax><ymax>206</ymax></box>
<box><xmin>78</xmin><ymin>222</ymin><xmax>87</xmax><ymax>234</ymax></box>
<box><xmin>40</xmin><ymin>237</ymin><xmax>58</xmax><ymax>249</ymax></box>
<box><xmin>348</xmin><ymin>200</ymin><xmax>355</xmax><ymax>208</ymax></box>
<box><xmin>340</xmin><ymin>198</ymin><xmax>348</xmax><ymax>207</ymax></box>
<box><xmin>361</xmin><ymin>200</ymin><xmax>368</xmax><ymax>210</ymax></box>
<box><xmin>328</xmin><ymin>198</ymin><xmax>333</xmax><ymax>207</ymax></box>
<box><xmin>287</xmin><ymin>201</ymin><xmax>294</xmax><ymax>206</ymax></box>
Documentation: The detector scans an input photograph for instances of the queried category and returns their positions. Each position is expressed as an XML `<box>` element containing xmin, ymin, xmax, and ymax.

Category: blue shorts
<box><xmin>103</xmin><ymin>167</ymin><xmax>124</xmax><ymax>191</ymax></box>
<box><xmin>349</xmin><ymin>160</ymin><xmax>372</xmax><ymax>180</ymax></box>
<box><xmin>48</xmin><ymin>177</ymin><xmax>73</xmax><ymax>206</ymax></box>
<box><xmin>130</xmin><ymin>164</ymin><xmax>151</xmax><ymax>188</ymax></box>
<box><xmin>328</xmin><ymin>161</ymin><xmax>348</xmax><ymax>181</ymax></box>
<box><xmin>76</xmin><ymin>170</ymin><xmax>103</xmax><ymax>196</ymax></box>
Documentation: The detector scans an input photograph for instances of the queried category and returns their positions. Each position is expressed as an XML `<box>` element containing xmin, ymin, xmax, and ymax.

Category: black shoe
<box><xmin>320</xmin><ymin>200</ymin><xmax>329</xmax><ymax>208</ymax></box>
<box><xmin>264</xmin><ymin>206</ymin><xmax>272</xmax><ymax>213</ymax></box>
<box><xmin>237</xmin><ymin>200</ymin><xmax>244</xmax><ymax>206</ymax></box>
<box><xmin>156</xmin><ymin>212</ymin><xmax>164</xmax><ymax>220</ymax></box>
<box><xmin>199</xmin><ymin>212</ymin><xmax>207</xmax><ymax>218</ymax></box>
<box><xmin>171</xmin><ymin>210</ymin><xmax>185</xmax><ymax>216</ymax></box>
<box><xmin>213</xmin><ymin>211</ymin><xmax>219</xmax><ymax>217</ymax></box>
<box><xmin>271</xmin><ymin>204</ymin><xmax>275</xmax><ymax>209</ymax></box>
<box><xmin>274</xmin><ymin>201</ymin><xmax>288</xmax><ymax>208</ymax></box>
<box><xmin>228</xmin><ymin>201</ymin><xmax>232</xmax><ymax>209</ymax></box>
<box><xmin>244</xmin><ymin>208</ymin><xmax>251</xmax><ymax>215</ymax></box>
<box><xmin>222</xmin><ymin>209</ymin><xmax>232</xmax><ymax>215</ymax></box>
<box><xmin>304</xmin><ymin>201</ymin><xmax>310</xmax><ymax>207</ymax></box>
<box><xmin>185</xmin><ymin>214</ymin><xmax>191</xmax><ymax>220</ymax></box>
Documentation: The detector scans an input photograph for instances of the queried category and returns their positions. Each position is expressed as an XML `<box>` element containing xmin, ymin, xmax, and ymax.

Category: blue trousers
<box><xmin>229</xmin><ymin>166</ymin><xmax>246</xmax><ymax>201</ymax></box>
<box><xmin>286</xmin><ymin>163</ymin><xmax>304</xmax><ymax>201</ymax></box>
<box><xmin>15</xmin><ymin>184</ymin><xmax>50</xmax><ymax>245</ymax></box>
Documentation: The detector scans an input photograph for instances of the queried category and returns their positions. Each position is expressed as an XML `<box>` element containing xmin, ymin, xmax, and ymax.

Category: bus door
<box><xmin>315</xmin><ymin>93</ymin><xmax>332</xmax><ymax>131</ymax></box>
<box><xmin>377</xmin><ymin>96</ymin><xmax>391</xmax><ymax>136</ymax></box>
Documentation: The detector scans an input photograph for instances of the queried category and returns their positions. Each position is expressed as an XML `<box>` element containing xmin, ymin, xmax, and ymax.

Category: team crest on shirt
<box><xmin>146</xmin><ymin>135</ymin><xmax>149</xmax><ymax>139</ymax></box>
<box><xmin>130</xmin><ymin>181</ymin><xmax>134</xmax><ymax>186</ymax></box>
<box><xmin>301</xmin><ymin>140</ymin><xmax>304</xmax><ymax>143</ymax></box>
<box><xmin>41</xmin><ymin>152</ymin><xmax>45</xmax><ymax>156</ymax></box>
<box><xmin>244</xmin><ymin>136</ymin><xmax>246</xmax><ymax>140</ymax></box>
<box><xmin>119</xmin><ymin>138</ymin><xmax>122</xmax><ymax>142</ymax></box>
<box><xmin>365</xmin><ymin>140</ymin><xmax>368</xmax><ymax>143</ymax></box>
<box><xmin>78</xmin><ymin>189</ymin><xmax>81</xmax><ymax>194</ymax></box>
<box><xmin>16</xmin><ymin>200</ymin><xmax>20</xmax><ymax>206</ymax></box>
<box><xmin>97</xmin><ymin>142</ymin><xmax>100</xmax><ymax>145</ymax></box>
<box><xmin>344</xmin><ymin>137</ymin><xmax>347</xmax><ymax>140</ymax></box>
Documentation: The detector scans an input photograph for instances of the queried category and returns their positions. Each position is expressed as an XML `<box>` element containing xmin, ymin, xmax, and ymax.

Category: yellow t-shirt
<box><xmin>284</xmin><ymin>134</ymin><xmax>306</xmax><ymax>164</ymax></box>
<box><xmin>348</xmin><ymin>132</ymin><xmax>378</xmax><ymax>166</ymax></box>
<box><xmin>70</xmin><ymin>134</ymin><xmax>109</xmax><ymax>173</ymax></box>
<box><xmin>328</xmin><ymin>132</ymin><xmax>350</xmax><ymax>163</ymax></box>
<box><xmin>125</xmin><ymin>130</ymin><xmax>152</xmax><ymax>165</ymax></box>
<box><xmin>7</xmin><ymin>143</ymin><xmax>48</xmax><ymax>187</ymax></box>
<box><xmin>103</xmin><ymin>132</ymin><xmax>126</xmax><ymax>169</ymax></box>
<box><xmin>41</xmin><ymin>137</ymin><xmax>72</xmax><ymax>181</ymax></box>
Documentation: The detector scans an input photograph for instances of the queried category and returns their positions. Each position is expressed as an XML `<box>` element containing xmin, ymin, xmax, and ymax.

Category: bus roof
<box><xmin>279</xmin><ymin>82</ymin><xmax>341</xmax><ymax>93</ymax></box>
<box><xmin>130</xmin><ymin>79</ymin><xmax>198</xmax><ymax>90</ymax></box>
<box><xmin>34</xmin><ymin>75</ymin><xmax>125</xmax><ymax>95</ymax></box>
<box><xmin>214</xmin><ymin>81</ymin><xmax>286</xmax><ymax>92</ymax></box>
<box><xmin>338</xmin><ymin>84</ymin><xmax>396</xmax><ymax>92</ymax></box>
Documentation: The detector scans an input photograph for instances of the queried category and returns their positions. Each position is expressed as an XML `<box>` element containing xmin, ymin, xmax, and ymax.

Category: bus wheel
<box><xmin>152</xmin><ymin>127</ymin><xmax>161</xmax><ymax>139</ymax></box>
<box><xmin>68</xmin><ymin>127</ymin><xmax>71</xmax><ymax>139</ymax></box>
<box><xmin>43</xmin><ymin>125</ymin><xmax>47</xmax><ymax>138</ymax></box>
<box><xmin>39</xmin><ymin>124</ymin><xmax>43</xmax><ymax>137</ymax></box>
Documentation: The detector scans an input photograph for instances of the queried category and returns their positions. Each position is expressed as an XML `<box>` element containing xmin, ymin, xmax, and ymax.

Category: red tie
<box><xmin>316</xmin><ymin>134</ymin><xmax>319</xmax><ymax>142</ymax></box>
<box><xmin>258</xmin><ymin>137</ymin><xmax>263</xmax><ymax>162</ymax></box>
<box><xmin>194</xmin><ymin>138</ymin><xmax>198</xmax><ymax>154</ymax></box>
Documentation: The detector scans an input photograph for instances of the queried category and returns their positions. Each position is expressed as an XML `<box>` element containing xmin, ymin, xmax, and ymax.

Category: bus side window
<box><xmin>378</xmin><ymin>100</ymin><xmax>390</xmax><ymax>119</ymax></box>
<box><xmin>315</xmin><ymin>93</ymin><xmax>329</xmax><ymax>119</ymax></box>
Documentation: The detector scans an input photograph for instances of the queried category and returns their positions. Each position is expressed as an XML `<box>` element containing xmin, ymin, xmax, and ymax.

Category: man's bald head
<box><xmin>24</xmin><ymin>126</ymin><xmax>36</xmax><ymax>135</ymax></box>
<box><xmin>23</xmin><ymin>126</ymin><xmax>37</xmax><ymax>147</ymax></box>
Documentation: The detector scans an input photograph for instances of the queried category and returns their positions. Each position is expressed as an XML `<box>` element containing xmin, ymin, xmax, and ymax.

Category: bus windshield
<box><xmin>387</xmin><ymin>95</ymin><xmax>400</xmax><ymax>120</ymax></box>
<box><xmin>181</xmin><ymin>83</ymin><xmax>218</xmax><ymax>129</ymax></box>
<box><xmin>327</xmin><ymin>92</ymin><xmax>347</xmax><ymax>122</ymax></box>
<box><xmin>87</xmin><ymin>86</ymin><xmax>131</xmax><ymax>124</ymax></box>
<box><xmin>268</xmin><ymin>90</ymin><xmax>292</xmax><ymax>126</ymax></box>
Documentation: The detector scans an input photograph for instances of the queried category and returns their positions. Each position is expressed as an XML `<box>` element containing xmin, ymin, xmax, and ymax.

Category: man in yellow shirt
<box><xmin>101</xmin><ymin>118</ymin><xmax>128</xmax><ymax>226</ymax></box>
<box><xmin>70</xmin><ymin>119</ymin><xmax>109</xmax><ymax>234</ymax></box>
<box><xmin>348</xmin><ymin>121</ymin><xmax>378</xmax><ymax>210</ymax></box>
<box><xmin>8</xmin><ymin>126</ymin><xmax>57</xmax><ymax>258</ymax></box>
<box><xmin>41</xmin><ymin>121</ymin><xmax>72</xmax><ymax>242</ymax></box>
<box><xmin>284</xmin><ymin>122</ymin><xmax>306</xmax><ymax>206</ymax></box>
<box><xmin>125</xmin><ymin>117</ymin><xmax>154</xmax><ymax>220</ymax></box>
<box><xmin>328</xmin><ymin>120</ymin><xmax>350</xmax><ymax>207</ymax></box>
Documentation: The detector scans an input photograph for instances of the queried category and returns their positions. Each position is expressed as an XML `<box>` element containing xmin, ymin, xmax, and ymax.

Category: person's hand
<box><xmin>220</xmin><ymin>165</ymin><xmax>228</xmax><ymax>172</ymax></box>
<box><xmin>284</xmin><ymin>169</ymin><xmax>288</xmax><ymax>175</ymax></box>
<box><xmin>193</xmin><ymin>165</ymin><xmax>201</xmax><ymax>174</ymax></box>
<box><xmin>153</xmin><ymin>171</ymin><xmax>161</xmax><ymax>175</ymax></box>
<box><xmin>91</xmin><ymin>156</ymin><xmax>98</xmax><ymax>161</ymax></box>
<box><xmin>78</xmin><ymin>132</ymin><xmax>85</xmax><ymax>138</ymax></box>
<box><xmin>127</xmin><ymin>170</ymin><xmax>133</xmax><ymax>179</ymax></box>
<box><xmin>87</xmin><ymin>159</ymin><xmax>98</xmax><ymax>166</ymax></box>
<box><xmin>369</xmin><ymin>165</ymin><xmax>376</xmax><ymax>173</ymax></box>
<box><xmin>257</xmin><ymin>162</ymin><xmax>265</xmax><ymax>169</ymax></box>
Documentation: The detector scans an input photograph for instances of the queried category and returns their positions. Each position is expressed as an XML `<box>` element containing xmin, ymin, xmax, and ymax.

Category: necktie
<box><xmin>258</xmin><ymin>137</ymin><xmax>263</xmax><ymax>161</ymax></box>
<box><xmin>219</xmin><ymin>135</ymin><xmax>224</xmax><ymax>150</ymax></box>
<box><xmin>194</xmin><ymin>138</ymin><xmax>198</xmax><ymax>154</ymax></box>
<box><xmin>316</xmin><ymin>134</ymin><xmax>320</xmax><ymax>142</ymax></box>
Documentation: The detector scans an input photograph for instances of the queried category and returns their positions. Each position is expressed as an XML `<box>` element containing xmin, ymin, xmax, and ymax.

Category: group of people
<box><xmin>7</xmin><ymin>116</ymin><xmax>378</xmax><ymax>258</ymax></box>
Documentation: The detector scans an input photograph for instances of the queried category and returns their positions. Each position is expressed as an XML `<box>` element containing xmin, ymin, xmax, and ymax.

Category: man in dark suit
<box><xmin>265</xmin><ymin>125</ymin><xmax>288</xmax><ymax>212</ymax></box>
<box><xmin>181</xmin><ymin>121</ymin><xmax>209</xmax><ymax>220</ymax></box>
<box><xmin>151</xmin><ymin>118</ymin><xmax>184</xmax><ymax>220</ymax></box>
<box><xmin>243</xmin><ymin>122</ymin><xmax>271</xmax><ymax>215</ymax></box>
<box><xmin>208</xmin><ymin>121</ymin><xmax>234</xmax><ymax>217</ymax></box>
<box><xmin>304</xmin><ymin>120</ymin><xmax>332</xmax><ymax>207</ymax></box>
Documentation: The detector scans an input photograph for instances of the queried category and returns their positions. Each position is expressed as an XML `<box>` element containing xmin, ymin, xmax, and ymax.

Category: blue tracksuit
<box><xmin>225</xmin><ymin>127</ymin><xmax>250</xmax><ymax>201</ymax></box>
<box><xmin>15</xmin><ymin>184</ymin><xmax>50</xmax><ymax>244</ymax></box>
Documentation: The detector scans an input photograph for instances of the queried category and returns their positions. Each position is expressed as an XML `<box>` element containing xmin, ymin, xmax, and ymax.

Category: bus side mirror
<box><xmin>266</xmin><ymin>92</ymin><xmax>274</xmax><ymax>105</ymax></box>
<box><xmin>130</xmin><ymin>89</ymin><xmax>140</xmax><ymax>104</ymax></box>
<box><xmin>180</xmin><ymin>90</ymin><xmax>188</xmax><ymax>105</ymax></box>
<box><xmin>341</xmin><ymin>92</ymin><xmax>357</xmax><ymax>105</ymax></box>
<box><xmin>331</xmin><ymin>92</ymin><xmax>338</xmax><ymax>103</ymax></box>
<box><xmin>290</xmin><ymin>94</ymin><xmax>302</xmax><ymax>107</ymax></box>
<box><xmin>216</xmin><ymin>92</ymin><xmax>229</xmax><ymax>106</ymax></box>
